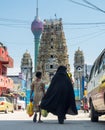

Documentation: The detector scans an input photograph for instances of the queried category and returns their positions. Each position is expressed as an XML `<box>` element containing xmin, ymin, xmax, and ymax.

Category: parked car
<box><xmin>0</xmin><ymin>96</ymin><xmax>14</xmax><ymax>113</ymax></box>
<box><xmin>87</xmin><ymin>49</ymin><xmax>105</xmax><ymax>122</ymax></box>
<box><xmin>17</xmin><ymin>100</ymin><xmax>25</xmax><ymax>110</ymax></box>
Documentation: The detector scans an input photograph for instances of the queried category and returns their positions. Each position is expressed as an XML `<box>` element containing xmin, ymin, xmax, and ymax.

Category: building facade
<box><xmin>0</xmin><ymin>42</ymin><xmax>14</xmax><ymax>95</ymax></box>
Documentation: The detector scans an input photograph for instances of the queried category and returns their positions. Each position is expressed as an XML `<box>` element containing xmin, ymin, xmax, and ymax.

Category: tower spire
<box><xmin>31</xmin><ymin>0</ymin><xmax>43</xmax><ymax>72</ymax></box>
<box><xmin>36</xmin><ymin>0</ymin><xmax>38</xmax><ymax>19</ymax></box>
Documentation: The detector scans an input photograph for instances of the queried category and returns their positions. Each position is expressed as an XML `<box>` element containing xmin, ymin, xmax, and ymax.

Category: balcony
<box><xmin>0</xmin><ymin>75</ymin><xmax>14</xmax><ymax>89</ymax></box>
<box><xmin>0</xmin><ymin>46</ymin><xmax>13</xmax><ymax>68</ymax></box>
<box><xmin>4</xmin><ymin>56</ymin><xmax>14</xmax><ymax>68</ymax></box>
<box><xmin>0</xmin><ymin>47</ymin><xmax>8</xmax><ymax>62</ymax></box>
<box><xmin>1</xmin><ymin>56</ymin><xmax>13</xmax><ymax>68</ymax></box>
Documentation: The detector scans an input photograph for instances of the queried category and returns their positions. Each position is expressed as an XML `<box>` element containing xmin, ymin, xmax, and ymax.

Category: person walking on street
<box><xmin>83</xmin><ymin>96</ymin><xmax>89</xmax><ymax>113</ymax></box>
<box><xmin>40</xmin><ymin>65</ymin><xmax>78</xmax><ymax>124</ymax></box>
<box><xmin>30</xmin><ymin>71</ymin><xmax>45</xmax><ymax>123</ymax></box>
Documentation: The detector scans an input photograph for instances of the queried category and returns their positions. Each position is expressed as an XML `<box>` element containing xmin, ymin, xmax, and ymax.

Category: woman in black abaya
<box><xmin>40</xmin><ymin>65</ymin><xmax>78</xmax><ymax>124</ymax></box>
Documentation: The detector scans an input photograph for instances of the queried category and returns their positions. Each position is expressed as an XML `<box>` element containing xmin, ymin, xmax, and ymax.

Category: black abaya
<box><xmin>40</xmin><ymin>66</ymin><xmax>78</xmax><ymax>119</ymax></box>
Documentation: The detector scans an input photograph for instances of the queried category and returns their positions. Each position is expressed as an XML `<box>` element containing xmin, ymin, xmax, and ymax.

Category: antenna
<box><xmin>36</xmin><ymin>0</ymin><xmax>38</xmax><ymax>18</ymax></box>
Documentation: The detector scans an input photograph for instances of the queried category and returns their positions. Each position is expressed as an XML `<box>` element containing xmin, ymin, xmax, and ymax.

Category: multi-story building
<box><xmin>0</xmin><ymin>42</ymin><xmax>14</xmax><ymax>95</ymax></box>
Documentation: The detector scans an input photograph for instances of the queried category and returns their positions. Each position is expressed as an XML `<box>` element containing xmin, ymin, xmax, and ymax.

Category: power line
<box><xmin>0</xmin><ymin>23</ymin><xmax>29</xmax><ymax>29</ymax></box>
<box><xmin>83</xmin><ymin>0</ymin><xmax>105</xmax><ymax>14</ymax></box>
<box><xmin>0</xmin><ymin>18</ymin><xmax>29</xmax><ymax>24</ymax></box>
<box><xmin>68</xmin><ymin>0</ymin><xmax>96</xmax><ymax>10</ymax></box>
<box><xmin>63</xmin><ymin>22</ymin><xmax>105</xmax><ymax>25</ymax></box>
<box><xmin>64</xmin><ymin>25</ymin><xmax>104</xmax><ymax>30</ymax></box>
<box><xmin>69</xmin><ymin>29</ymin><xmax>105</xmax><ymax>46</ymax></box>
<box><xmin>0</xmin><ymin>17</ymin><xmax>105</xmax><ymax>27</ymax></box>
<box><xmin>69</xmin><ymin>29</ymin><xmax>104</xmax><ymax>39</ymax></box>
<box><xmin>68</xmin><ymin>0</ymin><xmax>105</xmax><ymax>13</ymax></box>
<box><xmin>69</xmin><ymin>29</ymin><xmax>105</xmax><ymax>40</ymax></box>
<box><xmin>0</xmin><ymin>17</ymin><xmax>30</xmax><ymax>28</ymax></box>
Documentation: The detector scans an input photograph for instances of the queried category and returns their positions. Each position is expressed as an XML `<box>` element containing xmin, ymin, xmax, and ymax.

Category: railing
<box><xmin>0</xmin><ymin>75</ymin><xmax>13</xmax><ymax>89</ymax></box>
<box><xmin>0</xmin><ymin>47</ymin><xmax>8</xmax><ymax>62</ymax></box>
<box><xmin>0</xmin><ymin>47</ymin><xmax>13</xmax><ymax>68</ymax></box>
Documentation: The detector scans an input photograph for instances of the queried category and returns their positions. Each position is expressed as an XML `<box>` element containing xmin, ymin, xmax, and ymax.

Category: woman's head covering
<box><xmin>57</xmin><ymin>65</ymin><xmax>67</xmax><ymax>73</ymax></box>
<box><xmin>36</xmin><ymin>71</ymin><xmax>42</xmax><ymax>78</ymax></box>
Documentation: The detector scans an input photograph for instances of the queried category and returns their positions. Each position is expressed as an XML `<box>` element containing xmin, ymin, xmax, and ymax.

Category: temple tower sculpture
<box><xmin>37</xmin><ymin>18</ymin><xmax>70</xmax><ymax>81</ymax></box>
<box><xmin>21</xmin><ymin>50</ymin><xmax>33</xmax><ymax>104</ymax></box>
<box><xmin>74</xmin><ymin>48</ymin><xmax>84</xmax><ymax>79</ymax></box>
<box><xmin>31</xmin><ymin>0</ymin><xmax>43</xmax><ymax>72</ymax></box>
<box><xmin>74</xmin><ymin>48</ymin><xmax>84</xmax><ymax>108</ymax></box>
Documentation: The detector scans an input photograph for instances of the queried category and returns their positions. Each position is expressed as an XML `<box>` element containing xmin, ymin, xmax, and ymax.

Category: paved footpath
<box><xmin>0</xmin><ymin>110</ymin><xmax>90</xmax><ymax>121</ymax></box>
<box><xmin>0</xmin><ymin>110</ymin><xmax>105</xmax><ymax>130</ymax></box>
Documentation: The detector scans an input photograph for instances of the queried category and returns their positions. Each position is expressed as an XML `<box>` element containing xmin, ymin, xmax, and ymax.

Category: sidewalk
<box><xmin>41</xmin><ymin>110</ymin><xmax>90</xmax><ymax>121</ymax></box>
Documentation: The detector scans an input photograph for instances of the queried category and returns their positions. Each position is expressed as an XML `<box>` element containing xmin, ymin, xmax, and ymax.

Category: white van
<box><xmin>17</xmin><ymin>100</ymin><xmax>25</xmax><ymax>110</ymax></box>
<box><xmin>87</xmin><ymin>49</ymin><xmax>105</xmax><ymax>122</ymax></box>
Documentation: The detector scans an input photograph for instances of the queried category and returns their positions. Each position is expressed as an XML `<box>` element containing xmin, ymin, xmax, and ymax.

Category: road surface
<box><xmin>0</xmin><ymin>110</ymin><xmax>105</xmax><ymax>130</ymax></box>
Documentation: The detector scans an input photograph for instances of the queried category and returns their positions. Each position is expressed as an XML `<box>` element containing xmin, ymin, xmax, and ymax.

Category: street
<box><xmin>0</xmin><ymin>110</ymin><xmax>105</xmax><ymax>130</ymax></box>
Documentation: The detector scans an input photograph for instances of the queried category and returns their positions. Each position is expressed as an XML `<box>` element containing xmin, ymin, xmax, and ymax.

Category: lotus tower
<box><xmin>31</xmin><ymin>0</ymin><xmax>43</xmax><ymax>72</ymax></box>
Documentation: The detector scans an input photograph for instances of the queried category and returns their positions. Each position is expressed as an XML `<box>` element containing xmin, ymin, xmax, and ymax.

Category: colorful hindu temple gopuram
<box><xmin>37</xmin><ymin>18</ymin><xmax>70</xmax><ymax>82</ymax></box>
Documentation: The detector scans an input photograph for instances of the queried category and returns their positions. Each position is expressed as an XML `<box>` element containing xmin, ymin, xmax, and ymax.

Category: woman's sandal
<box><xmin>38</xmin><ymin>120</ymin><xmax>43</xmax><ymax>123</ymax></box>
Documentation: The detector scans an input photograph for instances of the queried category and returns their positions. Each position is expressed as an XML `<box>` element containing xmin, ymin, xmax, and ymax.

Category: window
<box><xmin>0</xmin><ymin>97</ymin><xmax>4</xmax><ymax>101</ymax></box>
<box><xmin>98</xmin><ymin>53</ymin><xmax>105</xmax><ymax>73</ymax></box>
<box><xmin>51</xmin><ymin>38</ymin><xmax>53</xmax><ymax>42</ymax></box>
<box><xmin>51</xmin><ymin>55</ymin><xmax>54</xmax><ymax>58</ymax></box>
<box><xmin>94</xmin><ymin>64</ymin><xmax>99</xmax><ymax>76</ymax></box>
<box><xmin>6</xmin><ymin>97</ymin><xmax>12</xmax><ymax>103</ymax></box>
<box><xmin>50</xmin><ymin>65</ymin><xmax>53</xmax><ymax>69</ymax></box>
<box><xmin>102</xmin><ymin>53</ymin><xmax>105</xmax><ymax>70</ymax></box>
<box><xmin>51</xmin><ymin>46</ymin><xmax>53</xmax><ymax>49</ymax></box>
<box><xmin>89</xmin><ymin>63</ymin><xmax>96</xmax><ymax>81</ymax></box>
<box><xmin>103</xmin><ymin>57</ymin><xmax>105</xmax><ymax>66</ymax></box>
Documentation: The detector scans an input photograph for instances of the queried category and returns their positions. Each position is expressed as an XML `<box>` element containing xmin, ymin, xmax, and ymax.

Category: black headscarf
<box><xmin>40</xmin><ymin>65</ymin><xmax>78</xmax><ymax>118</ymax></box>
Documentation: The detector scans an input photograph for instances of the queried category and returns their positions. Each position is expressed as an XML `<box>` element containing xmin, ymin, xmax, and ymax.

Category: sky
<box><xmin>0</xmin><ymin>0</ymin><xmax>105</xmax><ymax>75</ymax></box>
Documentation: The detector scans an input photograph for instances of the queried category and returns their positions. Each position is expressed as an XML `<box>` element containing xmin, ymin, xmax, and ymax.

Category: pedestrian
<box><xmin>83</xmin><ymin>96</ymin><xmax>89</xmax><ymax>113</ymax></box>
<box><xmin>40</xmin><ymin>65</ymin><xmax>78</xmax><ymax>124</ymax></box>
<box><xmin>30</xmin><ymin>71</ymin><xmax>45</xmax><ymax>123</ymax></box>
